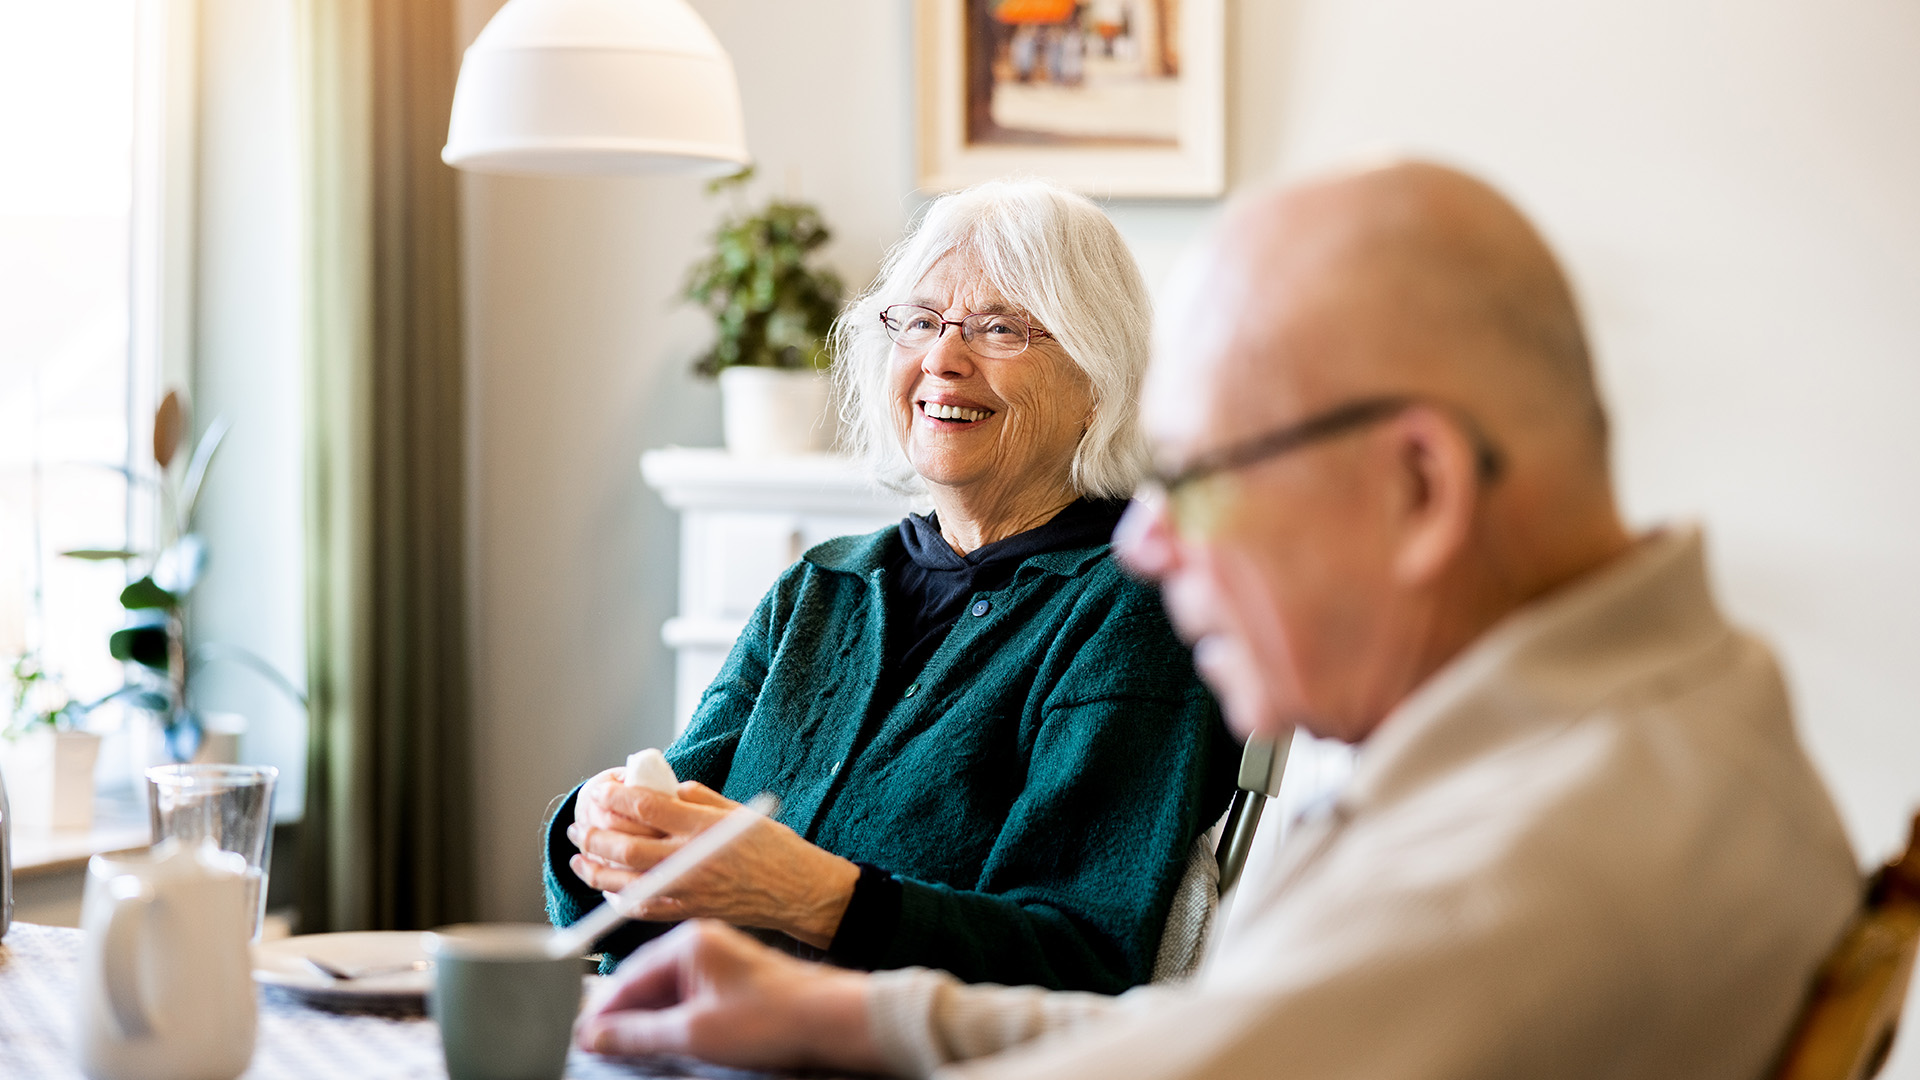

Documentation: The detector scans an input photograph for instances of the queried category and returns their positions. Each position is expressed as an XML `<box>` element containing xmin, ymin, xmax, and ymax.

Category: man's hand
<box><xmin>567</xmin><ymin>776</ymin><xmax>860</xmax><ymax>948</ymax></box>
<box><xmin>575</xmin><ymin>921</ymin><xmax>887</xmax><ymax>1074</ymax></box>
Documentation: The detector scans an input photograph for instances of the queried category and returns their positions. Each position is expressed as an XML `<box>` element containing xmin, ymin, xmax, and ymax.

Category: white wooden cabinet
<box><xmin>640</xmin><ymin>448</ymin><xmax>913</xmax><ymax>733</ymax></box>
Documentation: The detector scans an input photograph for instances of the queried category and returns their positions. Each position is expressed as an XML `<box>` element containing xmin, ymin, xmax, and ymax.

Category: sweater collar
<box><xmin>897</xmin><ymin>498</ymin><xmax>1128</xmax><ymax>573</ymax></box>
<box><xmin>804</xmin><ymin>507</ymin><xmax>1122</xmax><ymax>581</ymax></box>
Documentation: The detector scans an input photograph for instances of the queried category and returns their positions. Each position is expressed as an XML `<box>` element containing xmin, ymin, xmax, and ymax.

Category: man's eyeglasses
<box><xmin>879</xmin><ymin>304</ymin><xmax>1053</xmax><ymax>360</ymax></box>
<box><xmin>1138</xmin><ymin>395</ymin><xmax>1506</xmax><ymax>538</ymax></box>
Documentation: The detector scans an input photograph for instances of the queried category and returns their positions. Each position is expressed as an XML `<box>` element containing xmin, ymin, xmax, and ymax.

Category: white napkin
<box><xmin>624</xmin><ymin>748</ymin><xmax>678</xmax><ymax>793</ymax></box>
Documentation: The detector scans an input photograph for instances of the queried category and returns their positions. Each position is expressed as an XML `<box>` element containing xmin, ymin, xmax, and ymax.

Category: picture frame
<box><xmin>915</xmin><ymin>0</ymin><xmax>1225</xmax><ymax>199</ymax></box>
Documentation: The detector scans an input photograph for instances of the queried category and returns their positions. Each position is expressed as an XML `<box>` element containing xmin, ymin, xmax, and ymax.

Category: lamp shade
<box><xmin>443</xmin><ymin>0</ymin><xmax>750</xmax><ymax>177</ymax></box>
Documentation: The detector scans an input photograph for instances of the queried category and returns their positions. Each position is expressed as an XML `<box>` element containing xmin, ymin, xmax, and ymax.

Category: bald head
<box><xmin>1125</xmin><ymin>161</ymin><xmax>1632</xmax><ymax>743</ymax></box>
<box><xmin>1155</xmin><ymin>161</ymin><xmax>1608</xmax><ymax>473</ymax></box>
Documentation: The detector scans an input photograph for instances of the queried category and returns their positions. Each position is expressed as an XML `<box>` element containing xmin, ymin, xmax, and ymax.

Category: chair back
<box><xmin>1216</xmin><ymin>733</ymin><xmax>1290</xmax><ymax>894</ymax></box>
<box><xmin>1150</xmin><ymin>733</ymin><xmax>1293</xmax><ymax>983</ymax></box>
<box><xmin>1772</xmin><ymin>810</ymin><xmax>1920</xmax><ymax>1080</ymax></box>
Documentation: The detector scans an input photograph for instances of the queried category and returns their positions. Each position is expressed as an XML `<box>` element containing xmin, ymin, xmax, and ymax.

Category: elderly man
<box><xmin>571</xmin><ymin>162</ymin><xmax>1861</xmax><ymax>1079</ymax></box>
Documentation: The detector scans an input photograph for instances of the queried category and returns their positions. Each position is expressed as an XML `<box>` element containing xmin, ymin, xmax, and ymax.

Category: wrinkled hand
<box><xmin>567</xmin><ymin>773</ymin><xmax>860</xmax><ymax>948</ymax></box>
<box><xmin>575</xmin><ymin>921</ymin><xmax>884</xmax><ymax>1072</ymax></box>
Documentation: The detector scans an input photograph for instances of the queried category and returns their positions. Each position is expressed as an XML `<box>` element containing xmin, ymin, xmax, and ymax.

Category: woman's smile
<box><xmin>917</xmin><ymin>397</ymin><xmax>997</xmax><ymax>425</ymax></box>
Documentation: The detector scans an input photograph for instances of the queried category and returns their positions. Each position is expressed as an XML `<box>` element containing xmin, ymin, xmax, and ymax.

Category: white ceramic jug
<box><xmin>78</xmin><ymin>839</ymin><xmax>257</xmax><ymax>1080</ymax></box>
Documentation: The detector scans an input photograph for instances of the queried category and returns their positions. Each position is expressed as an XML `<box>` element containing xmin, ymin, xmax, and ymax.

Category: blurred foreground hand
<box><xmin>574</xmin><ymin>920</ymin><xmax>885</xmax><ymax>1074</ymax></box>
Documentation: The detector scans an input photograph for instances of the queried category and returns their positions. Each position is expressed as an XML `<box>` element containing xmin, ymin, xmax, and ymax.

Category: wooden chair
<box><xmin>1772</xmin><ymin>810</ymin><xmax>1920</xmax><ymax>1080</ymax></box>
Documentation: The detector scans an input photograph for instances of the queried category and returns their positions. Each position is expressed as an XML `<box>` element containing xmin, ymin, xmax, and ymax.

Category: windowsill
<box><xmin>10</xmin><ymin>786</ymin><xmax>151</xmax><ymax>879</ymax></box>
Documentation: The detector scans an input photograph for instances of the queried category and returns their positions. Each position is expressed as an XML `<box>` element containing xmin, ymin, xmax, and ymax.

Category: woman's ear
<box><xmin>1388</xmin><ymin>407</ymin><xmax>1482</xmax><ymax>586</ymax></box>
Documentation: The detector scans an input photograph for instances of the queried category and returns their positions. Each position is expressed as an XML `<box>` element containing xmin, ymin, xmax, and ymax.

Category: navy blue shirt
<box><xmin>879</xmin><ymin>498</ymin><xmax>1131</xmax><ymax>700</ymax></box>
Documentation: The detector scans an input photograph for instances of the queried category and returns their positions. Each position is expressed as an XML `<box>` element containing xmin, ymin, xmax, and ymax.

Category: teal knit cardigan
<box><xmin>544</xmin><ymin>525</ymin><xmax>1236</xmax><ymax>993</ymax></box>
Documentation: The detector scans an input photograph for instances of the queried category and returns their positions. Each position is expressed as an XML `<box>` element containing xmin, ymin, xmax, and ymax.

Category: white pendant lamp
<box><xmin>443</xmin><ymin>0</ymin><xmax>751</xmax><ymax>177</ymax></box>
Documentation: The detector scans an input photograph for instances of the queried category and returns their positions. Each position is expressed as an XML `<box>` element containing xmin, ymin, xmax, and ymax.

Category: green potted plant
<box><xmin>62</xmin><ymin>390</ymin><xmax>305</xmax><ymax>767</ymax></box>
<box><xmin>683</xmin><ymin>169</ymin><xmax>846</xmax><ymax>456</ymax></box>
<box><xmin>1</xmin><ymin>653</ymin><xmax>102</xmax><ymax>830</ymax></box>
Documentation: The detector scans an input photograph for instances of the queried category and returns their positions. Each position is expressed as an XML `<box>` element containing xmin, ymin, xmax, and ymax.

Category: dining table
<box><xmin>0</xmin><ymin>922</ymin><xmax>774</xmax><ymax>1080</ymax></box>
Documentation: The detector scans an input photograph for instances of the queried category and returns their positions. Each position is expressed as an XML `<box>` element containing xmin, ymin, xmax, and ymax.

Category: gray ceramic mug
<box><xmin>425</xmin><ymin>924</ymin><xmax>582</xmax><ymax>1080</ymax></box>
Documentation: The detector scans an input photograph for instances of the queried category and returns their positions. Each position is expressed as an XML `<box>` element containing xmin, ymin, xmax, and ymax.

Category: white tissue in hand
<box><xmin>624</xmin><ymin>748</ymin><xmax>677</xmax><ymax>793</ymax></box>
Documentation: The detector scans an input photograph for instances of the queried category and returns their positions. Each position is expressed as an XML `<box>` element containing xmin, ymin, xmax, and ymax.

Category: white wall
<box><xmin>189</xmin><ymin>0</ymin><xmax>306</xmax><ymax>816</ymax></box>
<box><xmin>1277</xmin><ymin>0</ymin><xmax>1920</xmax><ymax>860</ymax></box>
<box><xmin>459</xmin><ymin>3</ymin><xmax>1920</xmax><ymax>1065</ymax></box>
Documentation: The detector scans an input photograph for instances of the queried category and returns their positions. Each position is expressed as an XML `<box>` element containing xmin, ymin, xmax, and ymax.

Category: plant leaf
<box><xmin>154</xmin><ymin>390</ymin><xmax>185</xmax><ymax>469</ymax></box>
<box><xmin>703</xmin><ymin>163</ymin><xmax>753</xmax><ymax>197</ymax></box>
<box><xmin>119</xmin><ymin>576</ymin><xmax>180</xmax><ymax>612</ymax></box>
<box><xmin>191</xmin><ymin>641</ymin><xmax>310</xmax><ymax>710</ymax></box>
<box><xmin>61</xmin><ymin>548</ymin><xmax>142</xmax><ymax>561</ymax></box>
<box><xmin>80</xmin><ymin>684</ymin><xmax>172</xmax><ymax>714</ymax></box>
<box><xmin>180</xmin><ymin>414</ymin><xmax>231</xmax><ymax>524</ymax></box>
<box><xmin>110</xmin><ymin>626</ymin><xmax>172</xmax><ymax>670</ymax></box>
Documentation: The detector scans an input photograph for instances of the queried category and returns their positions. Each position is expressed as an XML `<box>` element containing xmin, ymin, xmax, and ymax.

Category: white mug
<box><xmin>78</xmin><ymin>839</ymin><xmax>257</xmax><ymax>1080</ymax></box>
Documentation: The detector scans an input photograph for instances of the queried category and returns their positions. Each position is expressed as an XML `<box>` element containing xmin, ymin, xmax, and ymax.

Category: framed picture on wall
<box><xmin>915</xmin><ymin>0</ymin><xmax>1225</xmax><ymax>198</ymax></box>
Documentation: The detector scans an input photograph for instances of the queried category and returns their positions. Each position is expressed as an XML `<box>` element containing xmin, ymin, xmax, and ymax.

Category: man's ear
<box><xmin>1388</xmin><ymin>407</ymin><xmax>1482</xmax><ymax>586</ymax></box>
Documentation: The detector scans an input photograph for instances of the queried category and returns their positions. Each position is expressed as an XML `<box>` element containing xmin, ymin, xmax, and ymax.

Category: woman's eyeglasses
<box><xmin>879</xmin><ymin>304</ymin><xmax>1053</xmax><ymax>360</ymax></box>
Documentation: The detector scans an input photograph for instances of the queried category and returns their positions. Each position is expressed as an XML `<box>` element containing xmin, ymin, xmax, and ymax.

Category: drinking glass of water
<box><xmin>145</xmin><ymin>764</ymin><xmax>278</xmax><ymax>939</ymax></box>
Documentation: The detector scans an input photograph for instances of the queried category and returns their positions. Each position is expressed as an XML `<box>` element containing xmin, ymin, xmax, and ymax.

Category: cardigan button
<box><xmin>905</xmin><ymin>683</ymin><xmax>919</xmax><ymax>698</ymax></box>
<box><xmin>970</xmin><ymin>599</ymin><xmax>991</xmax><ymax>617</ymax></box>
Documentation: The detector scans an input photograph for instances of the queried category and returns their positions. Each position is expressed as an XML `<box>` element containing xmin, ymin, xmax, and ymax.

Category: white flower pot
<box><xmin>197</xmin><ymin>712</ymin><xmax>245</xmax><ymax>765</ymax></box>
<box><xmin>718</xmin><ymin>366</ymin><xmax>833</xmax><ymax>457</ymax></box>
<box><xmin>127</xmin><ymin>711</ymin><xmax>245</xmax><ymax>777</ymax></box>
<box><xmin>2</xmin><ymin>729</ymin><xmax>103</xmax><ymax>831</ymax></box>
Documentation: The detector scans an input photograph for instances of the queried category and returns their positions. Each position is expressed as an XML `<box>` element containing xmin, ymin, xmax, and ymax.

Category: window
<box><xmin>0</xmin><ymin>0</ymin><xmax>149</xmax><ymax>727</ymax></box>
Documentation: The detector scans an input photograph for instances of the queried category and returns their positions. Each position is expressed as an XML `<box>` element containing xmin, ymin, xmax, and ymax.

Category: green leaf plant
<box><xmin>4</xmin><ymin>653</ymin><xmax>85</xmax><ymax>736</ymax></box>
<box><xmin>683</xmin><ymin>167</ymin><xmax>846</xmax><ymax>378</ymax></box>
<box><xmin>54</xmin><ymin>390</ymin><xmax>304</xmax><ymax>762</ymax></box>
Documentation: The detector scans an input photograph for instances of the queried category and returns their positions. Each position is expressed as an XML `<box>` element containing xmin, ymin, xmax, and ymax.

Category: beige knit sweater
<box><xmin>863</xmin><ymin>527</ymin><xmax>1859</xmax><ymax>1080</ymax></box>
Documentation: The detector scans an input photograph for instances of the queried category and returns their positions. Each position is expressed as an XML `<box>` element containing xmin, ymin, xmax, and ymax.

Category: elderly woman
<box><xmin>544</xmin><ymin>179</ymin><xmax>1237</xmax><ymax>993</ymax></box>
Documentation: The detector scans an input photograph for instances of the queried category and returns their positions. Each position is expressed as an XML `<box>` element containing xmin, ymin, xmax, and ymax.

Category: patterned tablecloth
<box><xmin>0</xmin><ymin>923</ymin><xmax>773</xmax><ymax>1079</ymax></box>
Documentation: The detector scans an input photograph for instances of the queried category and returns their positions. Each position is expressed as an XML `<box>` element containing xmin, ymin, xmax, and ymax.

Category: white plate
<box><xmin>253</xmin><ymin>931</ymin><xmax>432</xmax><ymax>1007</ymax></box>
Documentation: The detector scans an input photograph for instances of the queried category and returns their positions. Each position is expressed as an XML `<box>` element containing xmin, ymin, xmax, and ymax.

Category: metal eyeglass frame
<box><xmin>879</xmin><ymin>304</ymin><xmax>1054</xmax><ymax>359</ymax></box>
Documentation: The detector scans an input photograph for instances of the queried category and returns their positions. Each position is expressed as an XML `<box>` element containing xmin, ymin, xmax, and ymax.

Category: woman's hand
<box><xmin>568</xmin><ymin>765</ymin><xmax>667</xmax><ymax>889</ymax></box>
<box><xmin>573</xmin><ymin>766</ymin><xmax>664</xmax><ymax>840</ymax></box>
<box><xmin>575</xmin><ymin>921</ymin><xmax>884</xmax><ymax>1073</ymax></box>
<box><xmin>566</xmin><ymin>777</ymin><xmax>861</xmax><ymax>949</ymax></box>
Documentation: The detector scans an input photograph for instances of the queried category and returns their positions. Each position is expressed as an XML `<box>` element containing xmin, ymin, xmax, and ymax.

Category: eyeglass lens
<box><xmin>881</xmin><ymin>305</ymin><xmax>1037</xmax><ymax>359</ymax></box>
<box><xmin>1140</xmin><ymin>474</ymin><xmax>1237</xmax><ymax>541</ymax></box>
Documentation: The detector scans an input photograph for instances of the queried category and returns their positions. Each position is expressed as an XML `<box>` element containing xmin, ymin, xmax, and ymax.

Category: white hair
<box><xmin>830</xmin><ymin>178</ymin><xmax>1152</xmax><ymax>498</ymax></box>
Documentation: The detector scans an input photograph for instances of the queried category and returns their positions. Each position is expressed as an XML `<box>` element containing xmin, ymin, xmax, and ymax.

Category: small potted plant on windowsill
<box><xmin>684</xmin><ymin>169</ymin><xmax>846</xmax><ymax>457</ymax></box>
<box><xmin>1</xmin><ymin>654</ymin><xmax>104</xmax><ymax>831</ymax></box>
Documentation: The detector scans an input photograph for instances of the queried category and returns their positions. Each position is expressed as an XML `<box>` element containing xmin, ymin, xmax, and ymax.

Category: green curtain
<box><xmin>297</xmin><ymin>0</ymin><xmax>472</xmax><ymax>932</ymax></box>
